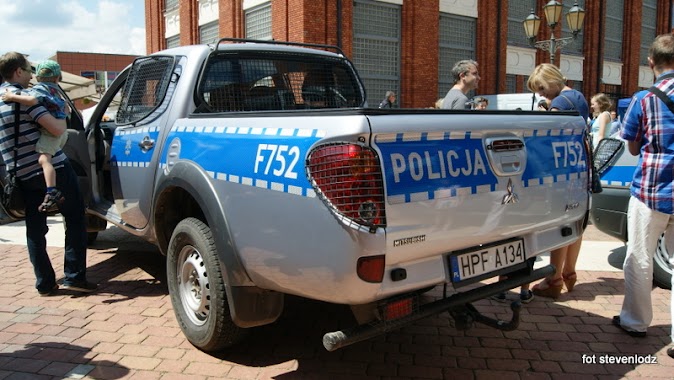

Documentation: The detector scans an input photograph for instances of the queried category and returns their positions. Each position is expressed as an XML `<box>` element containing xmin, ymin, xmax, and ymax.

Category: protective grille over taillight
<box><xmin>307</xmin><ymin>143</ymin><xmax>386</xmax><ymax>232</ymax></box>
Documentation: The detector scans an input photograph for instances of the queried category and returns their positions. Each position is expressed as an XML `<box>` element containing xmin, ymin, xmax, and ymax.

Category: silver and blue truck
<box><xmin>1</xmin><ymin>39</ymin><xmax>592</xmax><ymax>352</ymax></box>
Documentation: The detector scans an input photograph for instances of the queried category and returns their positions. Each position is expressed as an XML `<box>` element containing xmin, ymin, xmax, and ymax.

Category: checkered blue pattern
<box><xmin>621</xmin><ymin>72</ymin><xmax>674</xmax><ymax>214</ymax></box>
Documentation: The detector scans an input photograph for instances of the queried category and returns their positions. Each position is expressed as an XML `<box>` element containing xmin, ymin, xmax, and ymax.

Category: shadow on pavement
<box><xmin>51</xmin><ymin>226</ymin><xmax>671</xmax><ymax>378</ymax></box>
<box><xmin>608</xmin><ymin>245</ymin><xmax>627</xmax><ymax>271</ymax></box>
<box><xmin>202</xmin><ymin>285</ymin><xmax>672</xmax><ymax>379</ymax></box>
<box><xmin>77</xmin><ymin>226</ymin><xmax>168</xmax><ymax>302</ymax></box>
<box><xmin>0</xmin><ymin>342</ymin><xmax>129</xmax><ymax>379</ymax></box>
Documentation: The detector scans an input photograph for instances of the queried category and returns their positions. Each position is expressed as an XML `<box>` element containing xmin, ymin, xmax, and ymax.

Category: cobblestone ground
<box><xmin>0</xmin><ymin>228</ymin><xmax>672</xmax><ymax>379</ymax></box>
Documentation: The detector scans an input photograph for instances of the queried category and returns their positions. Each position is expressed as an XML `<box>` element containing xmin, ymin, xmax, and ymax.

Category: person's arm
<box><xmin>620</xmin><ymin>93</ymin><xmax>647</xmax><ymax>156</ymax></box>
<box><xmin>1</xmin><ymin>89</ymin><xmax>39</xmax><ymax>107</ymax></box>
<box><xmin>597</xmin><ymin>111</ymin><xmax>611</xmax><ymax>143</ymax></box>
<box><xmin>34</xmin><ymin>112</ymin><xmax>66</xmax><ymax>136</ymax></box>
<box><xmin>627</xmin><ymin>138</ymin><xmax>641</xmax><ymax>156</ymax></box>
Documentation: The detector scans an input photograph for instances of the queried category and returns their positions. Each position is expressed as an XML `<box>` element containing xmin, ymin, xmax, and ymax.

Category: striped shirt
<box><xmin>621</xmin><ymin>71</ymin><xmax>674</xmax><ymax>214</ymax></box>
<box><xmin>0</xmin><ymin>83</ymin><xmax>67</xmax><ymax>180</ymax></box>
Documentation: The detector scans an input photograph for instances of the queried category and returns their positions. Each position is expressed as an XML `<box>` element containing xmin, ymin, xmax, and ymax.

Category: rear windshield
<box><xmin>195</xmin><ymin>51</ymin><xmax>364</xmax><ymax>112</ymax></box>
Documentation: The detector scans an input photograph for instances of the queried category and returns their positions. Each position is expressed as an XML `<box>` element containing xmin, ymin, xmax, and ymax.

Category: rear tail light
<box><xmin>357</xmin><ymin>255</ymin><xmax>385</xmax><ymax>283</ymax></box>
<box><xmin>380</xmin><ymin>296</ymin><xmax>416</xmax><ymax>321</ymax></box>
<box><xmin>307</xmin><ymin>143</ymin><xmax>386</xmax><ymax>232</ymax></box>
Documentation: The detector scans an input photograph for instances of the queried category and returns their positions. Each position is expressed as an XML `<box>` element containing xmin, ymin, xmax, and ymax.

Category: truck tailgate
<box><xmin>369</xmin><ymin>112</ymin><xmax>589</xmax><ymax>276</ymax></box>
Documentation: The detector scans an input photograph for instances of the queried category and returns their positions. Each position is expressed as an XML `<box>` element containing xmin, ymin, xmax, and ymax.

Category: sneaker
<box><xmin>667</xmin><ymin>347</ymin><xmax>674</xmax><ymax>359</ymax></box>
<box><xmin>38</xmin><ymin>284</ymin><xmax>59</xmax><ymax>296</ymax></box>
<box><xmin>491</xmin><ymin>292</ymin><xmax>507</xmax><ymax>302</ymax></box>
<box><xmin>62</xmin><ymin>281</ymin><xmax>98</xmax><ymax>293</ymax></box>
<box><xmin>38</xmin><ymin>189</ymin><xmax>64</xmax><ymax>213</ymax></box>
<box><xmin>519</xmin><ymin>290</ymin><xmax>534</xmax><ymax>304</ymax></box>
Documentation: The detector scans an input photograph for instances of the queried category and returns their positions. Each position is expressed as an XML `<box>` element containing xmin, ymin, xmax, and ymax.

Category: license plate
<box><xmin>449</xmin><ymin>239</ymin><xmax>526</xmax><ymax>282</ymax></box>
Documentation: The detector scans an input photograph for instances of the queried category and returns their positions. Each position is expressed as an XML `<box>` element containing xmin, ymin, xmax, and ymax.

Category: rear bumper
<box><xmin>323</xmin><ymin>264</ymin><xmax>554</xmax><ymax>351</ymax></box>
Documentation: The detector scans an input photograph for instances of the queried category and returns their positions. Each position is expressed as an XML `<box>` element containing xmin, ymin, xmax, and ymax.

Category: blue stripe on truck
<box><xmin>149</xmin><ymin>124</ymin><xmax>324</xmax><ymax>197</ymax></box>
<box><xmin>376</xmin><ymin>128</ymin><xmax>588</xmax><ymax>204</ymax></box>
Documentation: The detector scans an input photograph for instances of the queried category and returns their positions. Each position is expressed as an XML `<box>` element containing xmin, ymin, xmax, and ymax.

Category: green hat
<box><xmin>35</xmin><ymin>60</ymin><xmax>61</xmax><ymax>78</ymax></box>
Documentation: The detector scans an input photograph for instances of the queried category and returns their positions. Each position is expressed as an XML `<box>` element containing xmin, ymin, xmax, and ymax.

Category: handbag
<box><xmin>559</xmin><ymin>94</ymin><xmax>602</xmax><ymax>194</ymax></box>
<box><xmin>1</xmin><ymin>102</ymin><xmax>25</xmax><ymax>218</ymax></box>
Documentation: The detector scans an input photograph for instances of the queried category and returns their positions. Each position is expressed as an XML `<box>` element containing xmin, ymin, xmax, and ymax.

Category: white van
<box><xmin>480</xmin><ymin>93</ymin><xmax>546</xmax><ymax>111</ymax></box>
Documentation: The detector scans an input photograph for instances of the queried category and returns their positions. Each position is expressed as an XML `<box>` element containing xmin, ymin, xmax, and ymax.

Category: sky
<box><xmin>0</xmin><ymin>0</ymin><xmax>146</xmax><ymax>62</ymax></box>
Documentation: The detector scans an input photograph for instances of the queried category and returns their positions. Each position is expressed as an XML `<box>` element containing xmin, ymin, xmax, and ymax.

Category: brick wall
<box><xmin>219</xmin><ymin>0</ymin><xmax>243</xmax><ymax>38</ymax></box>
<box><xmin>179</xmin><ymin>0</ymin><xmax>198</xmax><ymax>45</ymax></box>
<box><xmin>401</xmin><ymin>1</ymin><xmax>439</xmax><ymax>108</ymax></box>
<box><xmin>145</xmin><ymin>0</ymin><xmax>163</xmax><ymax>52</ymax></box>
<box><xmin>476</xmin><ymin>0</ymin><xmax>507</xmax><ymax>95</ymax></box>
<box><xmin>51</xmin><ymin>52</ymin><xmax>138</xmax><ymax>110</ymax></box>
<box><xmin>144</xmin><ymin>0</ymin><xmax>674</xmax><ymax>106</ymax></box>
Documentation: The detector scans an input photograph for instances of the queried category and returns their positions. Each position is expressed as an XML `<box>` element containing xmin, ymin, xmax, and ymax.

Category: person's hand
<box><xmin>1</xmin><ymin>89</ymin><xmax>15</xmax><ymax>102</ymax></box>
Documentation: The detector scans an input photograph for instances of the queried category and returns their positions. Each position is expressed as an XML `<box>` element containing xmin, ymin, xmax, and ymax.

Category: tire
<box><xmin>654</xmin><ymin>233</ymin><xmax>673</xmax><ymax>290</ymax></box>
<box><xmin>167</xmin><ymin>217</ymin><xmax>247</xmax><ymax>351</ymax></box>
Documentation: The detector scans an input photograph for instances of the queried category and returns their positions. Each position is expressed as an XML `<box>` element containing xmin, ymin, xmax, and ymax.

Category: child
<box><xmin>1</xmin><ymin>60</ymin><xmax>68</xmax><ymax>212</ymax></box>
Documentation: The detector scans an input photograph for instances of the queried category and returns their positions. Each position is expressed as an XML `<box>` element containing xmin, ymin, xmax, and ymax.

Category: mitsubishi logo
<box><xmin>502</xmin><ymin>178</ymin><xmax>519</xmax><ymax>205</ymax></box>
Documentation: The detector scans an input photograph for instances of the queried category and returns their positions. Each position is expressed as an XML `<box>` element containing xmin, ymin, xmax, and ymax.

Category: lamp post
<box><xmin>522</xmin><ymin>0</ymin><xmax>586</xmax><ymax>66</ymax></box>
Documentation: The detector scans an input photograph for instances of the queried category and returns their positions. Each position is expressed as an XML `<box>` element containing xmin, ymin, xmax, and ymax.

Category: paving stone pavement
<box><xmin>0</xmin><ymin>224</ymin><xmax>673</xmax><ymax>379</ymax></box>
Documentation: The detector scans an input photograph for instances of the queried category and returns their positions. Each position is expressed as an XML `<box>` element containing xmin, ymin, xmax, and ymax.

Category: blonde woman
<box><xmin>526</xmin><ymin>63</ymin><xmax>590</xmax><ymax>298</ymax></box>
<box><xmin>590</xmin><ymin>93</ymin><xmax>612</xmax><ymax>147</ymax></box>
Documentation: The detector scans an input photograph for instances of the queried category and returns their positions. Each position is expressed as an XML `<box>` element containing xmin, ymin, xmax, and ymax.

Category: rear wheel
<box><xmin>654</xmin><ymin>233</ymin><xmax>673</xmax><ymax>290</ymax></box>
<box><xmin>167</xmin><ymin>217</ymin><xmax>247</xmax><ymax>351</ymax></box>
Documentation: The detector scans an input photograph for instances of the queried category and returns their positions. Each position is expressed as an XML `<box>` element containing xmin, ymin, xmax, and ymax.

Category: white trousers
<box><xmin>620</xmin><ymin>197</ymin><xmax>674</xmax><ymax>339</ymax></box>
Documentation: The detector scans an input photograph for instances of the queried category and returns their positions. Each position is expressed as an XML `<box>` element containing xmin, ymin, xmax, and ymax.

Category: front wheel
<box><xmin>654</xmin><ymin>233</ymin><xmax>673</xmax><ymax>290</ymax></box>
<box><xmin>167</xmin><ymin>217</ymin><xmax>247</xmax><ymax>351</ymax></box>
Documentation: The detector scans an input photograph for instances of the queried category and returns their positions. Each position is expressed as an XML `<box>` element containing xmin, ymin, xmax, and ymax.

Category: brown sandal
<box><xmin>532</xmin><ymin>277</ymin><xmax>564</xmax><ymax>299</ymax></box>
<box><xmin>563</xmin><ymin>272</ymin><xmax>577</xmax><ymax>292</ymax></box>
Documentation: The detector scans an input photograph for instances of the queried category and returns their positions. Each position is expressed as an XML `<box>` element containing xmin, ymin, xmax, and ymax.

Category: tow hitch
<box><xmin>323</xmin><ymin>265</ymin><xmax>554</xmax><ymax>351</ymax></box>
<box><xmin>450</xmin><ymin>301</ymin><xmax>521</xmax><ymax>331</ymax></box>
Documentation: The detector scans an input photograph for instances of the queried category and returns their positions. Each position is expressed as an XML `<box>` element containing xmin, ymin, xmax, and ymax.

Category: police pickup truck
<box><xmin>1</xmin><ymin>39</ymin><xmax>591</xmax><ymax>352</ymax></box>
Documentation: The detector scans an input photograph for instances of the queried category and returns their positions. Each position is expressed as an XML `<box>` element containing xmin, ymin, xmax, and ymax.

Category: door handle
<box><xmin>139</xmin><ymin>136</ymin><xmax>155</xmax><ymax>152</ymax></box>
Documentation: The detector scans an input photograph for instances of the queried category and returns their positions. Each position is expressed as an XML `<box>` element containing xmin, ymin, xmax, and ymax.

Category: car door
<box><xmin>99</xmin><ymin>55</ymin><xmax>179</xmax><ymax>229</ymax></box>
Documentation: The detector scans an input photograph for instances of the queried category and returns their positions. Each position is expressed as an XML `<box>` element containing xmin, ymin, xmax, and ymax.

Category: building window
<box><xmin>505</xmin><ymin>74</ymin><xmax>517</xmax><ymax>93</ymax></box>
<box><xmin>165</xmin><ymin>0</ymin><xmax>179</xmax><ymax>11</ymax></box>
<box><xmin>640</xmin><ymin>0</ymin><xmax>657</xmax><ymax>65</ymax></box>
<box><xmin>245</xmin><ymin>3</ymin><xmax>272</xmax><ymax>40</ymax></box>
<box><xmin>438</xmin><ymin>13</ymin><xmax>476</xmax><ymax>100</ymax></box>
<box><xmin>604</xmin><ymin>0</ymin><xmax>624</xmax><ymax>62</ymax></box>
<box><xmin>603</xmin><ymin>84</ymin><xmax>623</xmax><ymax>103</ymax></box>
<box><xmin>200</xmin><ymin>21</ymin><xmax>219</xmax><ymax>44</ymax></box>
<box><xmin>353</xmin><ymin>0</ymin><xmax>401</xmax><ymax>107</ymax></box>
<box><xmin>166</xmin><ymin>35</ymin><xmax>180</xmax><ymax>49</ymax></box>
<box><xmin>560</xmin><ymin>0</ymin><xmax>585</xmax><ymax>56</ymax></box>
<box><xmin>507</xmin><ymin>0</ymin><xmax>536</xmax><ymax>48</ymax></box>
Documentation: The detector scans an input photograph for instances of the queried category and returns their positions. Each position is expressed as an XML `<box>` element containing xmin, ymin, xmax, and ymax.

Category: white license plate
<box><xmin>449</xmin><ymin>239</ymin><xmax>526</xmax><ymax>282</ymax></box>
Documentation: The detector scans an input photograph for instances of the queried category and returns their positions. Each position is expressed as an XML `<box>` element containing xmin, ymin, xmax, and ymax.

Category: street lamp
<box><xmin>522</xmin><ymin>0</ymin><xmax>586</xmax><ymax>66</ymax></box>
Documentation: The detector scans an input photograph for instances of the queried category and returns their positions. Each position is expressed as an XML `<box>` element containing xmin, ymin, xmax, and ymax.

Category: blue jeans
<box><xmin>19</xmin><ymin>159</ymin><xmax>88</xmax><ymax>292</ymax></box>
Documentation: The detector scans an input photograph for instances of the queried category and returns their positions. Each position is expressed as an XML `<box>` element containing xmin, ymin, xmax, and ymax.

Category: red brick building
<box><xmin>145</xmin><ymin>0</ymin><xmax>673</xmax><ymax>109</ymax></box>
<box><xmin>49</xmin><ymin>52</ymin><xmax>138</xmax><ymax>110</ymax></box>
